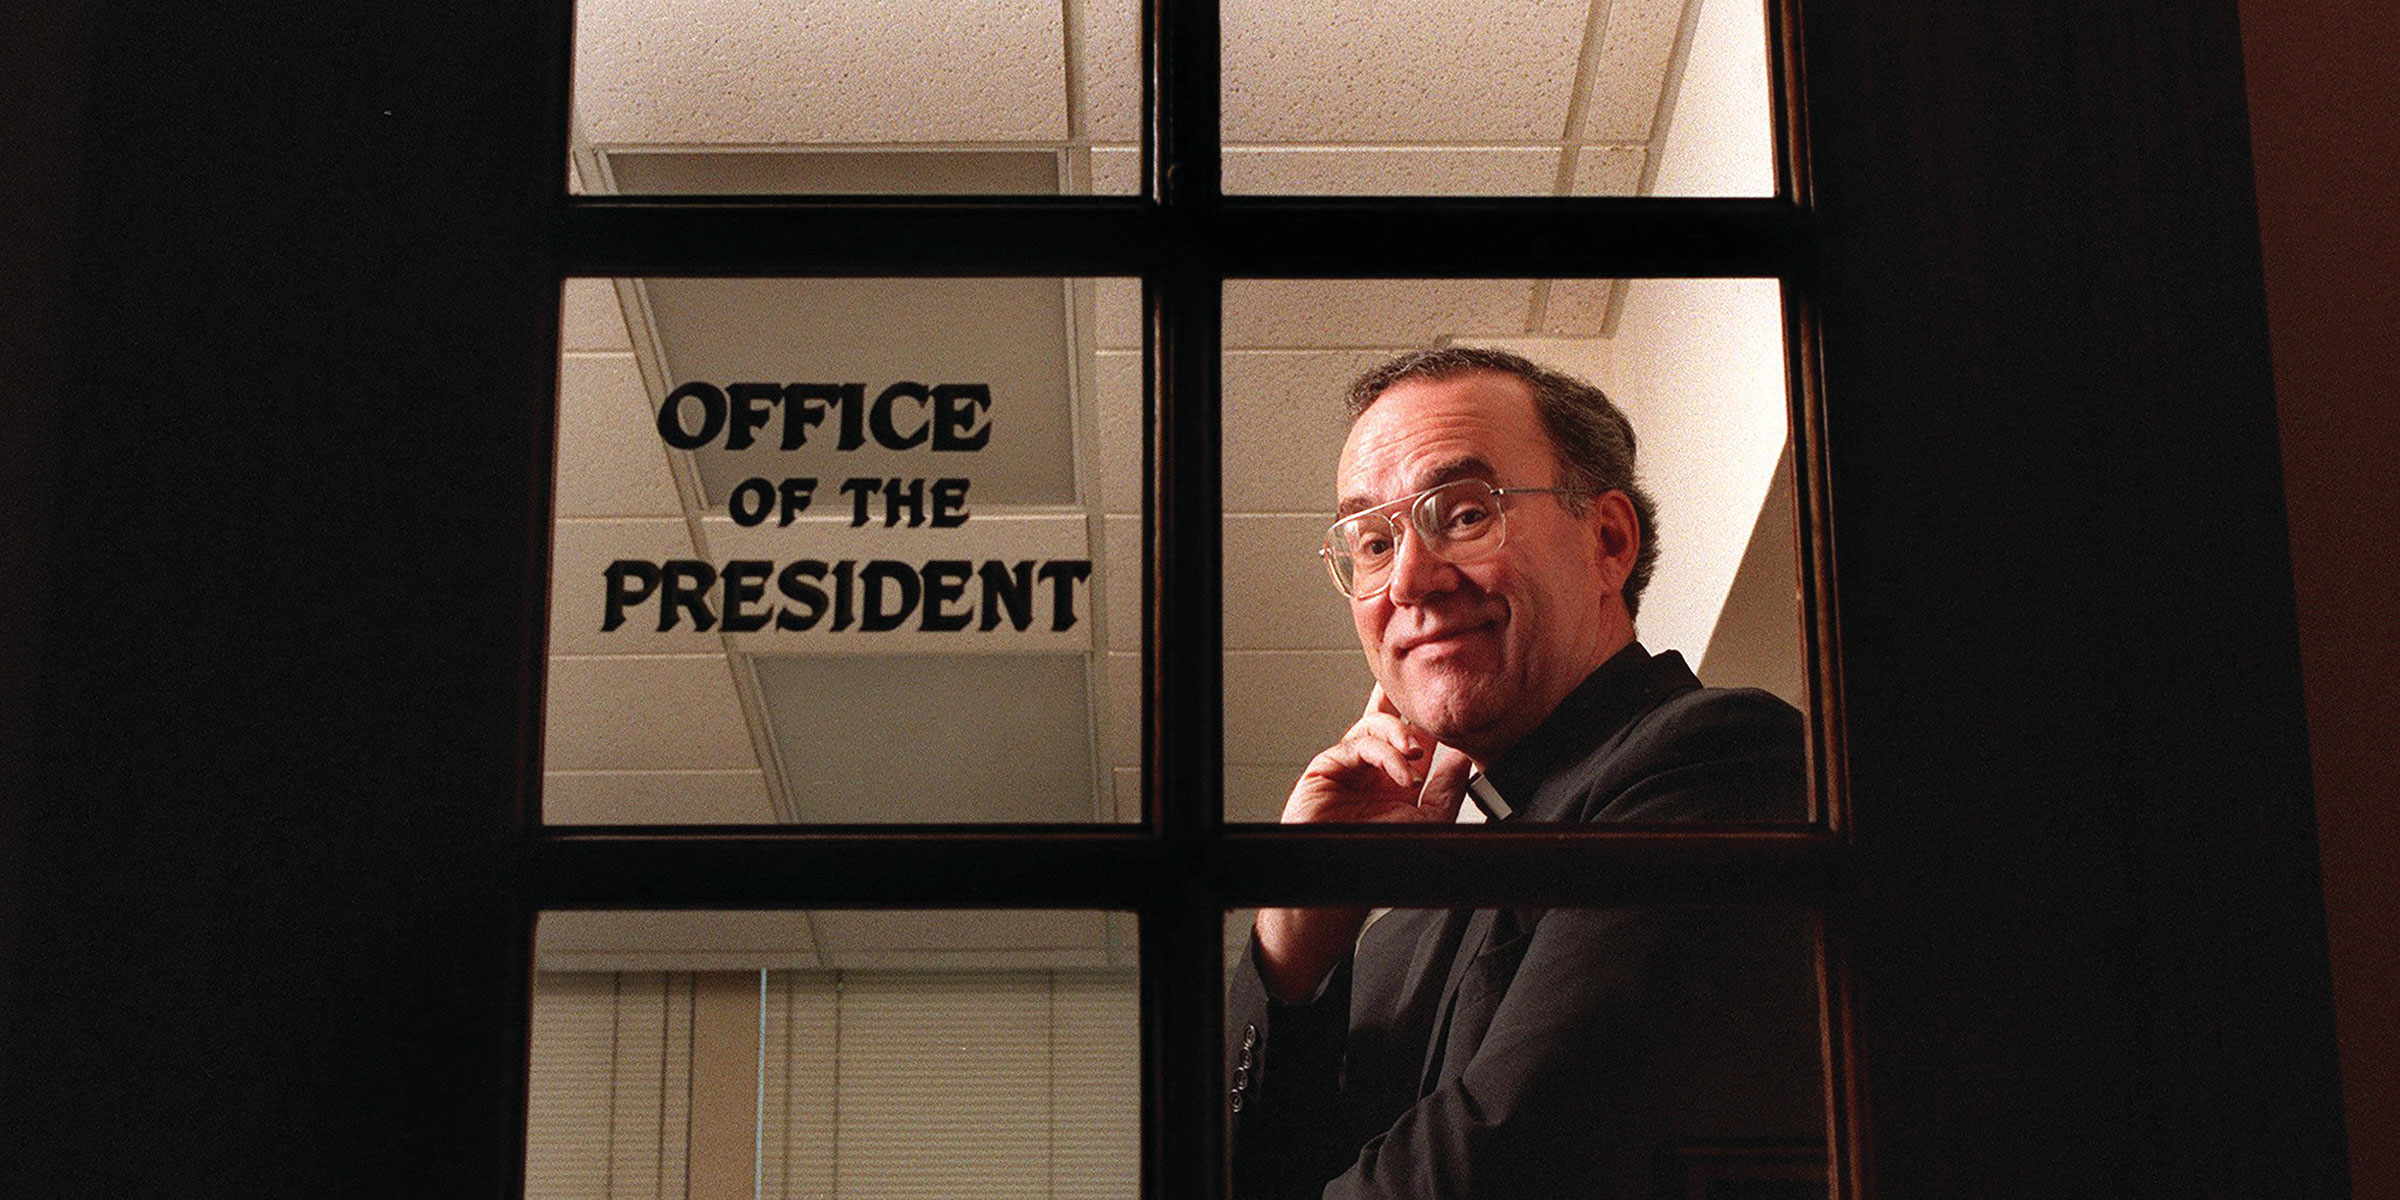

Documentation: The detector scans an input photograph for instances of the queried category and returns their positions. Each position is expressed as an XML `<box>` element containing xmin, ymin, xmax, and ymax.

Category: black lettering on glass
<box><xmin>775</xmin><ymin>561</ymin><xmax>828</xmax><ymax>631</ymax></box>
<box><xmin>870</xmin><ymin>382</ymin><xmax>931</xmax><ymax>449</ymax></box>
<box><xmin>727</xmin><ymin>477</ymin><xmax>774</xmax><ymax>527</ymax></box>
<box><xmin>930</xmin><ymin>478</ymin><xmax>970</xmax><ymax>527</ymax></box>
<box><xmin>1039</xmin><ymin>559</ymin><xmax>1094</xmax><ymax>632</ymax></box>
<box><xmin>601</xmin><ymin>560</ymin><xmax>661</xmax><ymax>631</ymax></box>
<box><xmin>858</xmin><ymin>560</ymin><xmax>921</xmax><ymax>632</ymax></box>
<box><xmin>919</xmin><ymin>560</ymin><xmax>973</xmax><ymax>631</ymax></box>
<box><xmin>659</xmin><ymin>560</ymin><xmax>718</xmax><ymax>632</ymax></box>
<box><xmin>932</xmin><ymin>383</ymin><xmax>993</xmax><ymax>451</ymax></box>
<box><xmin>979</xmin><ymin>560</ymin><xmax>1035</xmax><ymax>632</ymax></box>
<box><xmin>720</xmin><ymin>559</ymin><xmax>772</xmax><ymax>632</ymax></box>
<box><xmin>657</xmin><ymin>382</ymin><xmax>726</xmax><ymax>449</ymax></box>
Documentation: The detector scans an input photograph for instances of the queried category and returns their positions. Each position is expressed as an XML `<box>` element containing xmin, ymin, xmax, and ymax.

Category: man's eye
<box><xmin>1356</xmin><ymin>535</ymin><xmax>1394</xmax><ymax>558</ymax></box>
<box><xmin>1440</xmin><ymin>504</ymin><xmax>1493</xmax><ymax>532</ymax></box>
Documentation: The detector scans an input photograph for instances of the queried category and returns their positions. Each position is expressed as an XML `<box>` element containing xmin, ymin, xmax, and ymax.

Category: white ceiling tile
<box><xmin>542</xmin><ymin>654</ymin><xmax>758</xmax><ymax>771</ymax></box>
<box><xmin>1222</xmin><ymin>147</ymin><xmax>1560</xmax><ymax>196</ymax></box>
<box><xmin>1222</xmin><ymin>0</ymin><xmax>1590</xmax><ymax>143</ymax></box>
<box><xmin>1577</xmin><ymin>0</ymin><xmax>1691</xmax><ymax>143</ymax></box>
<box><xmin>575</xmin><ymin>0</ymin><xmax>1068</xmax><ymax>146</ymax></box>
<box><xmin>1225</xmin><ymin>762</ymin><xmax>1313</xmax><ymax>824</ymax></box>
<box><xmin>1222</xmin><ymin>350</ymin><xmax>1390</xmax><ymax>511</ymax></box>
<box><xmin>1540</xmin><ymin>279</ymin><xmax>1622</xmax><ymax>336</ymax></box>
<box><xmin>1094</xmin><ymin>351</ymin><xmax>1144</xmax><ymax>514</ymax></box>
<box><xmin>562</xmin><ymin>279</ymin><xmax>633</xmax><ymax>350</ymax></box>
<box><xmin>1224</xmin><ymin>515</ymin><xmax>1359</xmax><ymax>652</ymax></box>
<box><xmin>542</xmin><ymin>770</ymin><xmax>776</xmax><ymax>825</ymax></box>
<box><xmin>1223</xmin><ymin>279</ymin><xmax>1536</xmax><ymax>349</ymax></box>
<box><xmin>1103</xmin><ymin>516</ymin><xmax>1140</xmax><ymax>653</ymax></box>
<box><xmin>547</xmin><ymin>518</ymin><xmax>714</xmax><ymax>656</ymax></box>
<box><xmin>1223</xmin><ymin>650</ymin><xmax>1375</xmax><ymax>765</ymax></box>
<box><xmin>1088</xmin><ymin>146</ymin><xmax>1142</xmax><ymax>195</ymax></box>
<box><xmin>1569</xmin><ymin>144</ymin><xmax>1650</xmax><ymax>195</ymax></box>
<box><xmin>756</xmin><ymin>654</ymin><xmax>1098</xmax><ymax>823</ymax></box>
<box><xmin>554</xmin><ymin>353</ymin><xmax>683</xmax><ymax>519</ymax></box>
<box><xmin>1075</xmin><ymin>0</ymin><xmax>1143</xmax><ymax>141</ymax></box>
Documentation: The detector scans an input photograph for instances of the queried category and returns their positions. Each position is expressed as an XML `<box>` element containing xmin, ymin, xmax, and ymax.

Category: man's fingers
<box><xmin>1349</xmin><ymin>734</ymin><xmax>1421</xmax><ymax>789</ymax></box>
<box><xmin>1418</xmin><ymin>744</ymin><xmax>1475</xmax><ymax>820</ymax></box>
<box><xmin>1287</xmin><ymin>687</ymin><xmax>1471</xmax><ymax>826</ymax></box>
<box><xmin>1307</xmin><ymin>733</ymin><xmax>1420</xmax><ymax>795</ymax></box>
<box><xmin>1353</xmin><ymin>685</ymin><xmax>1429</xmax><ymax>761</ymax></box>
<box><xmin>1345</xmin><ymin>711</ymin><xmax>1428</xmax><ymax>760</ymax></box>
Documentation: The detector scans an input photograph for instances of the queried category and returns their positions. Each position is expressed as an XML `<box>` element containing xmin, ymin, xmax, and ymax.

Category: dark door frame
<box><xmin>0</xmin><ymin>2</ymin><xmax>2345</xmax><ymax>1197</ymax></box>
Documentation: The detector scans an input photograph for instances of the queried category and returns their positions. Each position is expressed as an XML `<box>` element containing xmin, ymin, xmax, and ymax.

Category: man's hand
<box><xmin>1254</xmin><ymin>686</ymin><xmax>1475</xmax><ymax>1003</ymax></box>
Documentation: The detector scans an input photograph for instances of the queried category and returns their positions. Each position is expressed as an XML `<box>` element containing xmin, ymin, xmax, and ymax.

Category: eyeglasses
<box><xmin>1318</xmin><ymin>478</ymin><xmax>1590</xmax><ymax>599</ymax></box>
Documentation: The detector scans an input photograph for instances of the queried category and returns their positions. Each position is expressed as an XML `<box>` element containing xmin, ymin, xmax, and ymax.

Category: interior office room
<box><xmin>1</xmin><ymin>0</ymin><xmax>2392</xmax><ymax>1196</ymax></box>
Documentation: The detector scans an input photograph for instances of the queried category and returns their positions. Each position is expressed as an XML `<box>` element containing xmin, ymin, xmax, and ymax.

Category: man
<box><xmin>1227</xmin><ymin>348</ymin><xmax>1818</xmax><ymax>1199</ymax></box>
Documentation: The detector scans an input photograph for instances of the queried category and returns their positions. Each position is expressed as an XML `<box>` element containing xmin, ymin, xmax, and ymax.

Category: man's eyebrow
<box><xmin>1334</xmin><ymin>456</ymin><xmax>1496</xmax><ymax>517</ymax></box>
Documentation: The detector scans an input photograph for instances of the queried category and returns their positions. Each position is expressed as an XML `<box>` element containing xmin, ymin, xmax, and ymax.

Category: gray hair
<box><xmin>1345</xmin><ymin>347</ymin><xmax>1659</xmax><ymax>618</ymax></box>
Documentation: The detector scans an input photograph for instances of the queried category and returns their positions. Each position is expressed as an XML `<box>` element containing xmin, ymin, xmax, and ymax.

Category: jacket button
<box><xmin>1242</xmin><ymin>1024</ymin><xmax>1258</xmax><ymax>1050</ymax></box>
<box><xmin>1230</xmin><ymin>1090</ymin><xmax>1244</xmax><ymax>1113</ymax></box>
<box><xmin>1238</xmin><ymin>1045</ymin><xmax>1252</xmax><ymax>1069</ymax></box>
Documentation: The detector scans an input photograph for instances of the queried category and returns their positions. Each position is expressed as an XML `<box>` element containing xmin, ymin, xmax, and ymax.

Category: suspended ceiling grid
<box><xmin>570</xmin><ymin>0</ymin><xmax>1733</xmax><ymax>197</ymax></box>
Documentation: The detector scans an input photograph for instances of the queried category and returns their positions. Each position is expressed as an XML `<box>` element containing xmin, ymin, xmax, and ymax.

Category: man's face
<box><xmin>1336</xmin><ymin>371</ymin><xmax>1634</xmax><ymax>761</ymax></box>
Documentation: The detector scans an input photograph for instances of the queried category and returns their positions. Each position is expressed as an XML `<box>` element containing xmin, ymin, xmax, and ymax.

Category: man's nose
<box><xmin>1382</xmin><ymin>523</ymin><xmax>1459</xmax><ymax>605</ymax></box>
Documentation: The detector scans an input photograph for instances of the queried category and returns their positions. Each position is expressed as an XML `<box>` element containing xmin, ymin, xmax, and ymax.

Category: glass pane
<box><xmin>1220</xmin><ymin>278</ymin><xmax>1805</xmax><ymax>824</ymax></box>
<box><xmin>1224</xmin><ymin>904</ymin><xmax>1828</xmax><ymax>1196</ymax></box>
<box><xmin>569</xmin><ymin>0</ymin><xmax>1142</xmax><ymax>195</ymax></box>
<box><xmin>545</xmin><ymin>277</ymin><xmax>1143</xmax><ymax>823</ymax></box>
<box><xmin>1221</xmin><ymin>0</ymin><xmax>1775</xmax><ymax>196</ymax></box>
<box><xmin>527</xmin><ymin>910</ymin><xmax>1140</xmax><ymax>1198</ymax></box>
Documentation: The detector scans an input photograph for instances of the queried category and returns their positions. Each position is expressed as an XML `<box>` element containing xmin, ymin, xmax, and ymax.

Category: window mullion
<box><xmin>522</xmin><ymin>830</ymin><xmax>1833</xmax><ymax>908</ymax></box>
<box><xmin>1150</xmin><ymin>2</ymin><xmax>1225</xmax><ymax>1199</ymax></box>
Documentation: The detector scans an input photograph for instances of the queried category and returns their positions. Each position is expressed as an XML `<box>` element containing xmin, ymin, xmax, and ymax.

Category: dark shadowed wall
<box><xmin>2241</xmin><ymin>3</ymin><xmax>2400</xmax><ymax>1196</ymax></box>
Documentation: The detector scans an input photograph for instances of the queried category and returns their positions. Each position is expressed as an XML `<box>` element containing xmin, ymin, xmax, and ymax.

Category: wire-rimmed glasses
<box><xmin>1318</xmin><ymin>478</ymin><xmax>1590</xmax><ymax>599</ymax></box>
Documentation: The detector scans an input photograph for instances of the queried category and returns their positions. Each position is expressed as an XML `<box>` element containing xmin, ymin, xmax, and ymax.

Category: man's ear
<box><xmin>1588</xmin><ymin>490</ymin><xmax>1641</xmax><ymax>593</ymax></box>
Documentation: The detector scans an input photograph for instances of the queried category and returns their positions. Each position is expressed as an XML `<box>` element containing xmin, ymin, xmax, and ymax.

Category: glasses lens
<box><xmin>1417</xmin><ymin>480</ymin><xmax>1503</xmax><ymax>552</ymax></box>
<box><xmin>1329</xmin><ymin>515</ymin><xmax>1397</xmax><ymax>596</ymax></box>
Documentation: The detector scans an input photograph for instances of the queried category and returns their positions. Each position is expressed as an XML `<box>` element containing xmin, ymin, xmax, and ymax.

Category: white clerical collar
<box><xmin>1464</xmin><ymin>772</ymin><xmax>1513</xmax><ymax>822</ymax></box>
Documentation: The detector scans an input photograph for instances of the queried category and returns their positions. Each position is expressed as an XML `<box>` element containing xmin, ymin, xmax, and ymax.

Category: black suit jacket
<box><xmin>1227</xmin><ymin>645</ymin><xmax>1819</xmax><ymax>1199</ymax></box>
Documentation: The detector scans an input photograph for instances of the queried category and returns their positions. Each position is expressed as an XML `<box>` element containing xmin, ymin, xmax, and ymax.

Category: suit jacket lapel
<box><xmin>1416</xmin><ymin>905</ymin><xmax>1499</xmax><ymax>1094</ymax></box>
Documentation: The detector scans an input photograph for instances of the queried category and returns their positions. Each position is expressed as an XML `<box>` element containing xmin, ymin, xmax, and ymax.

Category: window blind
<box><xmin>529</xmin><ymin>970</ymin><xmax>1138</xmax><ymax>1199</ymax></box>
